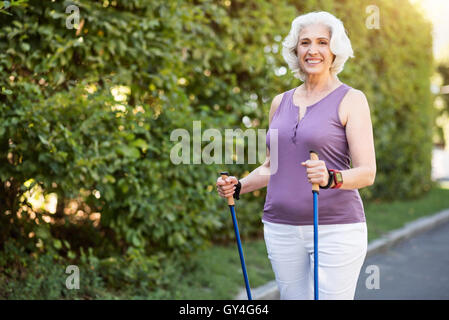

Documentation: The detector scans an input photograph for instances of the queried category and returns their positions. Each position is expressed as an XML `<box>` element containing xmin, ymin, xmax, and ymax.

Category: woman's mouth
<box><xmin>306</xmin><ymin>58</ymin><xmax>323</xmax><ymax>65</ymax></box>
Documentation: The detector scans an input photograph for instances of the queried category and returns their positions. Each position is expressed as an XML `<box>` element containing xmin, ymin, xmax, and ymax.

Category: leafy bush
<box><xmin>0</xmin><ymin>239</ymin><xmax>105</xmax><ymax>299</ymax></box>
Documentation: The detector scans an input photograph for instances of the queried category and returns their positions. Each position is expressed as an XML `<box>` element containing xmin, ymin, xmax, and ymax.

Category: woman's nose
<box><xmin>308</xmin><ymin>43</ymin><xmax>319</xmax><ymax>54</ymax></box>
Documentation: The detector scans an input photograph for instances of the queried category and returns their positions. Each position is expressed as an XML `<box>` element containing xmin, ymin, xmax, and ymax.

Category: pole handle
<box><xmin>220</xmin><ymin>171</ymin><xmax>235</xmax><ymax>206</ymax></box>
<box><xmin>309</xmin><ymin>150</ymin><xmax>320</xmax><ymax>193</ymax></box>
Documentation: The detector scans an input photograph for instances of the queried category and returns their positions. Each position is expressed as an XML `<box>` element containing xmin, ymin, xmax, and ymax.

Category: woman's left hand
<box><xmin>301</xmin><ymin>160</ymin><xmax>329</xmax><ymax>187</ymax></box>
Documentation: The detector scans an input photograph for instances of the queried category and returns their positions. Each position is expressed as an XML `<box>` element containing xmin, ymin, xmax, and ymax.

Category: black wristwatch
<box><xmin>319</xmin><ymin>170</ymin><xmax>334</xmax><ymax>190</ymax></box>
<box><xmin>233</xmin><ymin>180</ymin><xmax>242</xmax><ymax>200</ymax></box>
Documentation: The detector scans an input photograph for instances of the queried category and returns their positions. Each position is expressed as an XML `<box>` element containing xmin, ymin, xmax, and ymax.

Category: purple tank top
<box><xmin>263</xmin><ymin>83</ymin><xmax>366</xmax><ymax>225</ymax></box>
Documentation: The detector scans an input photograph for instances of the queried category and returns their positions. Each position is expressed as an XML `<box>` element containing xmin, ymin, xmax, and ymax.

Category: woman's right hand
<box><xmin>216</xmin><ymin>175</ymin><xmax>239</xmax><ymax>199</ymax></box>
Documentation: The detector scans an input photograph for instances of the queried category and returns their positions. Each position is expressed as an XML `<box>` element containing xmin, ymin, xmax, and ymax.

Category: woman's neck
<box><xmin>302</xmin><ymin>74</ymin><xmax>341</xmax><ymax>96</ymax></box>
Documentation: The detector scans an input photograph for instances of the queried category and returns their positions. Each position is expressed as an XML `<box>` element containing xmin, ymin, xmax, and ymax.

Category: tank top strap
<box><xmin>281</xmin><ymin>87</ymin><xmax>297</xmax><ymax>110</ymax></box>
<box><xmin>334</xmin><ymin>83</ymin><xmax>352</xmax><ymax>102</ymax></box>
<box><xmin>330</xmin><ymin>84</ymin><xmax>352</xmax><ymax>120</ymax></box>
<box><xmin>270</xmin><ymin>88</ymin><xmax>296</xmax><ymax>125</ymax></box>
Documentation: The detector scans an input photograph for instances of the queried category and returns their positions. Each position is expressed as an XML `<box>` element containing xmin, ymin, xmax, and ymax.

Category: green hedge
<box><xmin>0</xmin><ymin>0</ymin><xmax>435</xmax><ymax>296</ymax></box>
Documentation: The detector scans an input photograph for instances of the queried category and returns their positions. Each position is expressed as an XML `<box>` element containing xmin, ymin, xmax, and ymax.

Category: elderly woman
<box><xmin>216</xmin><ymin>11</ymin><xmax>376</xmax><ymax>300</ymax></box>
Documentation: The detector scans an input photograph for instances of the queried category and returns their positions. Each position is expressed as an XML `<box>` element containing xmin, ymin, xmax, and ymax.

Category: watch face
<box><xmin>335</xmin><ymin>171</ymin><xmax>343</xmax><ymax>183</ymax></box>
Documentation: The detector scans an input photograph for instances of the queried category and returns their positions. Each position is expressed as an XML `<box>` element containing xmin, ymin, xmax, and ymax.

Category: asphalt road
<box><xmin>355</xmin><ymin>220</ymin><xmax>449</xmax><ymax>300</ymax></box>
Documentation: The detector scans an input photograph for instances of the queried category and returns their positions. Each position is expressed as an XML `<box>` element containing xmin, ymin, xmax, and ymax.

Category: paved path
<box><xmin>355</xmin><ymin>220</ymin><xmax>449</xmax><ymax>300</ymax></box>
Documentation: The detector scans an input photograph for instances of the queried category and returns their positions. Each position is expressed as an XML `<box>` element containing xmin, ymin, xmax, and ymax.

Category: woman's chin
<box><xmin>304</xmin><ymin>67</ymin><xmax>326</xmax><ymax>76</ymax></box>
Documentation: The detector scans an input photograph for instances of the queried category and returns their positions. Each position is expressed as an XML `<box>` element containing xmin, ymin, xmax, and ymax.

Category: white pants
<box><xmin>262</xmin><ymin>219</ymin><xmax>367</xmax><ymax>300</ymax></box>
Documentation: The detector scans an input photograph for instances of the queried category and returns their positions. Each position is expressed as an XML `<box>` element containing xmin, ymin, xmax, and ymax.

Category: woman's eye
<box><xmin>301</xmin><ymin>41</ymin><xmax>327</xmax><ymax>45</ymax></box>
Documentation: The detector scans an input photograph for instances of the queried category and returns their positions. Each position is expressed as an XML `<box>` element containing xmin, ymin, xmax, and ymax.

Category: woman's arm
<box><xmin>302</xmin><ymin>89</ymin><xmax>376</xmax><ymax>190</ymax></box>
<box><xmin>339</xmin><ymin>89</ymin><xmax>376</xmax><ymax>189</ymax></box>
<box><xmin>239</xmin><ymin>148</ymin><xmax>271</xmax><ymax>195</ymax></box>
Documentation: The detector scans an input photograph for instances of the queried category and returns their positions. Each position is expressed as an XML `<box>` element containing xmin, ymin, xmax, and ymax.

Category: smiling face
<box><xmin>296</xmin><ymin>23</ymin><xmax>336</xmax><ymax>78</ymax></box>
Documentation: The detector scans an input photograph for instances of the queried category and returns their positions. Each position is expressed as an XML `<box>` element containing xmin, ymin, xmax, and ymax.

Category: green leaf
<box><xmin>53</xmin><ymin>239</ymin><xmax>62</xmax><ymax>249</ymax></box>
<box><xmin>117</xmin><ymin>146</ymin><xmax>140</xmax><ymax>159</ymax></box>
<box><xmin>38</xmin><ymin>135</ymin><xmax>49</xmax><ymax>145</ymax></box>
<box><xmin>131</xmin><ymin>138</ymin><xmax>148</xmax><ymax>152</ymax></box>
<box><xmin>20</xmin><ymin>42</ymin><xmax>30</xmax><ymax>51</ymax></box>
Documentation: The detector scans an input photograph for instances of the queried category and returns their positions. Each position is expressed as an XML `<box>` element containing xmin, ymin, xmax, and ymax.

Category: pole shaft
<box><xmin>313</xmin><ymin>191</ymin><xmax>319</xmax><ymax>300</ymax></box>
<box><xmin>220</xmin><ymin>171</ymin><xmax>251</xmax><ymax>300</ymax></box>
<box><xmin>230</xmin><ymin>205</ymin><xmax>252</xmax><ymax>300</ymax></box>
<box><xmin>309</xmin><ymin>150</ymin><xmax>319</xmax><ymax>300</ymax></box>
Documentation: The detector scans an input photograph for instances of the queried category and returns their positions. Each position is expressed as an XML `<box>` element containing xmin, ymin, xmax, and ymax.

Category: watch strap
<box><xmin>319</xmin><ymin>169</ymin><xmax>334</xmax><ymax>189</ymax></box>
<box><xmin>233</xmin><ymin>180</ymin><xmax>242</xmax><ymax>200</ymax></box>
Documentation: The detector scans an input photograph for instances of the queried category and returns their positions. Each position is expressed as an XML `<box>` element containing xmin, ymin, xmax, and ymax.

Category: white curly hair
<box><xmin>282</xmin><ymin>11</ymin><xmax>354</xmax><ymax>81</ymax></box>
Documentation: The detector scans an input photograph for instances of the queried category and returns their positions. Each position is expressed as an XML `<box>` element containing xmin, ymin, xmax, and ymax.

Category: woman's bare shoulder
<box><xmin>346</xmin><ymin>87</ymin><xmax>367</xmax><ymax>99</ymax></box>
<box><xmin>340</xmin><ymin>88</ymin><xmax>370</xmax><ymax>126</ymax></box>
<box><xmin>269</xmin><ymin>91</ymin><xmax>290</xmax><ymax>124</ymax></box>
<box><xmin>343</xmin><ymin>88</ymin><xmax>369</xmax><ymax>111</ymax></box>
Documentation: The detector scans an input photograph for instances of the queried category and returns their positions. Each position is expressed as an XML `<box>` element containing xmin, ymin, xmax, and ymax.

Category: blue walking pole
<box><xmin>310</xmin><ymin>151</ymin><xmax>320</xmax><ymax>300</ymax></box>
<box><xmin>220</xmin><ymin>172</ymin><xmax>252</xmax><ymax>300</ymax></box>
